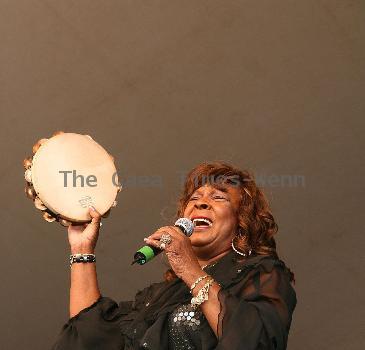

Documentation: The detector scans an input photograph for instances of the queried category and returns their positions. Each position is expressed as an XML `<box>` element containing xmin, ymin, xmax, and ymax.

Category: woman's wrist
<box><xmin>181</xmin><ymin>267</ymin><xmax>207</xmax><ymax>289</ymax></box>
<box><xmin>70</xmin><ymin>245</ymin><xmax>95</xmax><ymax>255</ymax></box>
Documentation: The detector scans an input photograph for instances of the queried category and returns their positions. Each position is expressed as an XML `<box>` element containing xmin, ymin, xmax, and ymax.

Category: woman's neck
<box><xmin>197</xmin><ymin>247</ymin><xmax>232</xmax><ymax>268</ymax></box>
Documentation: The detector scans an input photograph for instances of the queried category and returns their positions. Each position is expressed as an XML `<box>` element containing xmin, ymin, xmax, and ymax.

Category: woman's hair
<box><xmin>164</xmin><ymin>161</ymin><xmax>295</xmax><ymax>282</ymax></box>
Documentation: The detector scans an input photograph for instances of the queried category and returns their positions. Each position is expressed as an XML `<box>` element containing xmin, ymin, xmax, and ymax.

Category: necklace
<box><xmin>202</xmin><ymin>261</ymin><xmax>218</xmax><ymax>270</ymax></box>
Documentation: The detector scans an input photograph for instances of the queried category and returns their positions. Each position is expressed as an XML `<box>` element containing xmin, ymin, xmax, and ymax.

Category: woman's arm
<box><xmin>181</xmin><ymin>269</ymin><xmax>222</xmax><ymax>337</ymax></box>
<box><xmin>69</xmin><ymin>249</ymin><xmax>101</xmax><ymax>318</ymax></box>
<box><xmin>68</xmin><ymin>207</ymin><xmax>102</xmax><ymax>318</ymax></box>
<box><xmin>144</xmin><ymin>227</ymin><xmax>224</xmax><ymax>336</ymax></box>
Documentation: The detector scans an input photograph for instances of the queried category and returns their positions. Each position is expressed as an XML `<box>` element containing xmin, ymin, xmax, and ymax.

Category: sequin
<box><xmin>168</xmin><ymin>303</ymin><xmax>204</xmax><ymax>349</ymax></box>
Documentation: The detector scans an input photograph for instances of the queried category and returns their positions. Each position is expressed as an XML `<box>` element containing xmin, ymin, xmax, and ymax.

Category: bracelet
<box><xmin>190</xmin><ymin>274</ymin><xmax>210</xmax><ymax>294</ymax></box>
<box><xmin>69</xmin><ymin>253</ymin><xmax>96</xmax><ymax>267</ymax></box>
<box><xmin>191</xmin><ymin>278</ymin><xmax>215</xmax><ymax>308</ymax></box>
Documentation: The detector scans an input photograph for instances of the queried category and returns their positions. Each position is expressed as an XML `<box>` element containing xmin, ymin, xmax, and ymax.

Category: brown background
<box><xmin>0</xmin><ymin>0</ymin><xmax>364</xmax><ymax>349</ymax></box>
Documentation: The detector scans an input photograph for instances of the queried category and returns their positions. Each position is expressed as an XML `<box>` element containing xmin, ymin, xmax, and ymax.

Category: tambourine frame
<box><xmin>24</xmin><ymin>131</ymin><xmax>121</xmax><ymax>226</ymax></box>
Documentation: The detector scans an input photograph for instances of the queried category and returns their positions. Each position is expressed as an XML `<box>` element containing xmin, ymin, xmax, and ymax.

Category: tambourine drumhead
<box><xmin>26</xmin><ymin>133</ymin><xmax>120</xmax><ymax>223</ymax></box>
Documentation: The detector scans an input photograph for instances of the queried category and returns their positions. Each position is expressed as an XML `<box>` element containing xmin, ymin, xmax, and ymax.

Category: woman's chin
<box><xmin>190</xmin><ymin>233</ymin><xmax>213</xmax><ymax>247</ymax></box>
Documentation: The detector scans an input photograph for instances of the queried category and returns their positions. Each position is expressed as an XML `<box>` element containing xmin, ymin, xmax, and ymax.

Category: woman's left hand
<box><xmin>144</xmin><ymin>226</ymin><xmax>204</xmax><ymax>285</ymax></box>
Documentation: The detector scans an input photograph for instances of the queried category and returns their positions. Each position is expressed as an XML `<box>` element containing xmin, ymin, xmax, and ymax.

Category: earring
<box><xmin>231</xmin><ymin>235</ymin><xmax>252</xmax><ymax>257</ymax></box>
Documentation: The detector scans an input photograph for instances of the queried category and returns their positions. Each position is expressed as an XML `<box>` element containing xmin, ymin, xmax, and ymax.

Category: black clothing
<box><xmin>51</xmin><ymin>251</ymin><xmax>296</xmax><ymax>350</ymax></box>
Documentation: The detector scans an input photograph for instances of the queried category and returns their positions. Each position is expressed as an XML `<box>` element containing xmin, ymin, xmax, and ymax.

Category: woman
<box><xmin>52</xmin><ymin>161</ymin><xmax>296</xmax><ymax>350</ymax></box>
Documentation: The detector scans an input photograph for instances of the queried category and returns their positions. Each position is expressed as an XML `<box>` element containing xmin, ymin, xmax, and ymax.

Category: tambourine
<box><xmin>23</xmin><ymin>131</ymin><xmax>122</xmax><ymax>226</ymax></box>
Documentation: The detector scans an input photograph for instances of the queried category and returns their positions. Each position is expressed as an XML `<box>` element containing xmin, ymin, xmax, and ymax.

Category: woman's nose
<box><xmin>194</xmin><ymin>200</ymin><xmax>211</xmax><ymax>210</ymax></box>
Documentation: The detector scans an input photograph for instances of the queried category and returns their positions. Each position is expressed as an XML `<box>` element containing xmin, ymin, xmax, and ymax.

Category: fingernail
<box><xmin>89</xmin><ymin>205</ymin><xmax>96</xmax><ymax>211</ymax></box>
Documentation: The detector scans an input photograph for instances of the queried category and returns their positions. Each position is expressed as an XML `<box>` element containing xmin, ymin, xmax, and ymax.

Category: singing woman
<box><xmin>52</xmin><ymin>161</ymin><xmax>296</xmax><ymax>350</ymax></box>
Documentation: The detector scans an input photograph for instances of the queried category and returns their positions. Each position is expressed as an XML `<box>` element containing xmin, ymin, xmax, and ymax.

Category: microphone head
<box><xmin>174</xmin><ymin>218</ymin><xmax>194</xmax><ymax>237</ymax></box>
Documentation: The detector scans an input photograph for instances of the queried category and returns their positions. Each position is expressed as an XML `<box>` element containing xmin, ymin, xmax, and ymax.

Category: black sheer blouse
<box><xmin>51</xmin><ymin>251</ymin><xmax>296</xmax><ymax>350</ymax></box>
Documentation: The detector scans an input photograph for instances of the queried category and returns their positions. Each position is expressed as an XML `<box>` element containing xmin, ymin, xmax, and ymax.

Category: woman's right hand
<box><xmin>68</xmin><ymin>206</ymin><xmax>102</xmax><ymax>254</ymax></box>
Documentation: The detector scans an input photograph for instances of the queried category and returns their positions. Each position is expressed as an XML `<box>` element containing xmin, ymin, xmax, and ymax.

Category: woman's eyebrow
<box><xmin>212</xmin><ymin>186</ymin><xmax>229</xmax><ymax>193</ymax></box>
<box><xmin>190</xmin><ymin>190</ymin><xmax>201</xmax><ymax>196</ymax></box>
<box><xmin>190</xmin><ymin>186</ymin><xmax>229</xmax><ymax>196</ymax></box>
<box><xmin>208</xmin><ymin>188</ymin><xmax>229</xmax><ymax>196</ymax></box>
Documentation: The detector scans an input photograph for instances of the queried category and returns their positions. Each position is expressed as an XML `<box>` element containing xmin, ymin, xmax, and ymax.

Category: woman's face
<box><xmin>183</xmin><ymin>183</ymin><xmax>242</xmax><ymax>258</ymax></box>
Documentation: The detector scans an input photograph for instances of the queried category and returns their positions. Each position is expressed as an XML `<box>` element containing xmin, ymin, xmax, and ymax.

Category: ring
<box><xmin>160</xmin><ymin>233</ymin><xmax>172</xmax><ymax>245</ymax></box>
<box><xmin>159</xmin><ymin>242</ymin><xmax>166</xmax><ymax>250</ymax></box>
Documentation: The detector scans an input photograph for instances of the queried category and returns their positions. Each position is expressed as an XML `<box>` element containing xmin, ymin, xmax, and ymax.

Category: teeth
<box><xmin>192</xmin><ymin>218</ymin><xmax>212</xmax><ymax>227</ymax></box>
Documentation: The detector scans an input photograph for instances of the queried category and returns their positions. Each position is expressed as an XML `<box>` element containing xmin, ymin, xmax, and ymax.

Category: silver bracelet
<box><xmin>191</xmin><ymin>278</ymin><xmax>215</xmax><ymax>308</ymax></box>
<box><xmin>69</xmin><ymin>253</ymin><xmax>96</xmax><ymax>267</ymax></box>
<box><xmin>190</xmin><ymin>274</ymin><xmax>210</xmax><ymax>294</ymax></box>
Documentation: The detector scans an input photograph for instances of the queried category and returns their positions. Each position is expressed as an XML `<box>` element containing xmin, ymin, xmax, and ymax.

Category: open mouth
<box><xmin>192</xmin><ymin>217</ymin><xmax>213</xmax><ymax>231</ymax></box>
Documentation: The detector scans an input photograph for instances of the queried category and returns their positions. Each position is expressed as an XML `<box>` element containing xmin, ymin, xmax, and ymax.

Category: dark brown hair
<box><xmin>164</xmin><ymin>161</ymin><xmax>294</xmax><ymax>282</ymax></box>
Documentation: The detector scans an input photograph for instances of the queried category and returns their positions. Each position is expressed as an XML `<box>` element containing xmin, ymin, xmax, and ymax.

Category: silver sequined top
<box><xmin>167</xmin><ymin>303</ymin><xmax>204</xmax><ymax>350</ymax></box>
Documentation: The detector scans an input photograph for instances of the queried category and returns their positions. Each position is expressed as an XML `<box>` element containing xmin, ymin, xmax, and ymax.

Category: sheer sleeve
<box><xmin>51</xmin><ymin>296</ymin><xmax>133</xmax><ymax>350</ymax></box>
<box><xmin>51</xmin><ymin>281</ymin><xmax>164</xmax><ymax>350</ymax></box>
<box><xmin>215</xmin><ymin>260</ymin><xmax>296</xmax><ymax>350</ymax></box>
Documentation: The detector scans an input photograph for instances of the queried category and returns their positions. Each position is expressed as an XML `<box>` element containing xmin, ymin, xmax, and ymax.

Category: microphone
<box><xmin>131</xmin><ymin>218</ymin><xmax>194</xmax><ymax>265</ymax></box>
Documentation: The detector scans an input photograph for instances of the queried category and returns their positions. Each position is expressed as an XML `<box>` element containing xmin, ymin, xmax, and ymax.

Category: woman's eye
<box><xmin>189</xmin><ymin>196</ymin><xmax>198</xmax><ymax>201</ymax></box>
<box><xmin>213</xmin><ymin>195</ymin><xmax>226</xmax><ymax>200</ymax></box>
